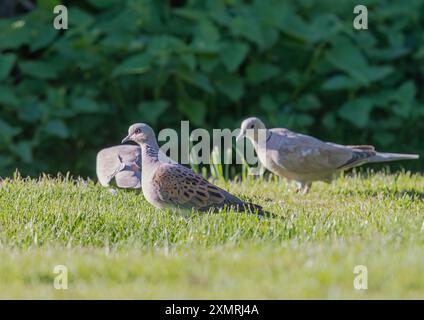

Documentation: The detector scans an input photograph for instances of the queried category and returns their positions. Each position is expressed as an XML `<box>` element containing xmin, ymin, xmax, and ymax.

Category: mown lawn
<box><xmin>0</xmin><ymin>170</ymin><xmax>423</xmax><ymax>299</ymax></box>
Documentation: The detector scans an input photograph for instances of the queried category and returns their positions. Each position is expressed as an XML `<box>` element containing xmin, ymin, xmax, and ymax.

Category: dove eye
<box><xmin>135</xmin><ymin>128</ymin><xmax>141</xmax><ymax>134</ymax></box>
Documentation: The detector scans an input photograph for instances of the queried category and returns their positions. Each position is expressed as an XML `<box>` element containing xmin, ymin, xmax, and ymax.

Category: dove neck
<box><xmin>140</xmin><ymin>140</ymin><xmax>160</xmax><ymax>163</ymax></box>
<box><xmin>249</xmin><ymin>130</ymin><xmax>271</xmax><ymax>146</ymax></box>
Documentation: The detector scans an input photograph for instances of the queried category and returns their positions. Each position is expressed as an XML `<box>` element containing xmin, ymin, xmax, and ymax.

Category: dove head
<box><xmin>237</xmin><ymin>117</ymin><xmax>266</xmax><ymax>142</ymax></box>
<box><xmin>122</xmin><ymin>123</ymin><xmax>157</xmax><ymax>146</ymax></box>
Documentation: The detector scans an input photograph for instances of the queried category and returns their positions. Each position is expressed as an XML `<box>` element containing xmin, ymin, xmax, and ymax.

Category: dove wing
<box><xmin>151</xmin><ymin>163</ymin><xmax>230</xmax><ymax>211</ymax></box>
<box><xmin>96</xmin><ymin>145</ymin><xmax>142</xmax><ymax>188</ymax></box>
<box><xmin>268</xmin><ymin>130</ymin><xmax>368</xmax><ymax>173</ymax></box>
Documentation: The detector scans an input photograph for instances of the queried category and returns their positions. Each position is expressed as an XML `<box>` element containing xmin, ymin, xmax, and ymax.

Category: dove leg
<box><xmin>296</xmin><ymin>182</ymin><xmax>312</xmax><ymax>194</ymax></box>
<box><xmin>108</xmin><ymin>188</ymin><xmax>119</xmax><ymax>195</ymax></box>
<box><xmin>295</xmin><ymin>182</ymin><xmax>308</xmax><ymax>193</ymax></box>
<box><xmin>301</xmin><ymin>182</ymin><xmax>312</xmax><ymax>194</ymax></box>
<box><xmin>295</xmin><ymin>182</ymin><xmax>302</xmax><ymax>193</ymax></box>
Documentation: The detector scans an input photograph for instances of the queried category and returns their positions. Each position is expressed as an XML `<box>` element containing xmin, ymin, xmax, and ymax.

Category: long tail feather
<box><xmin>242</xmin><ymin>202</ymin><xmax>277</xmax><ymax>218</ymax></box>
<box><xmin>367</xmin><ymin>152</ymin><xmax>419</xmax><ymax>163</ymax></box>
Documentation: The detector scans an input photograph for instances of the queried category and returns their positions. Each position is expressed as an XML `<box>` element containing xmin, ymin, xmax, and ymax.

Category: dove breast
<box><xmin>96</xmin><ymin>145</ymin><xmax>142</xmax><ymax>189</ymax></box>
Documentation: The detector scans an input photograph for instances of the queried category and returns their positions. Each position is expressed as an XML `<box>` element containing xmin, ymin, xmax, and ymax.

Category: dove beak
<box><xmin>121</xmin><ymin>134</ymin><xmax>132</xmax><ymax>144</ymax></box>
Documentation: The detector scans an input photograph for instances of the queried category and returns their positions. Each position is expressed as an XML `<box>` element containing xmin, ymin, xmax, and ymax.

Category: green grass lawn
<box><xmin>0</xmin><ymin>170</ymin><xmax>423</xmax><ymax>299</ymax></box>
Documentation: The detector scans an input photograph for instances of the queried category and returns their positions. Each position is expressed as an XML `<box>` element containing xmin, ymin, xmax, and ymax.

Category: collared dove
<box><xmin>122</xmin><ymin>123</ymin><xmax>271</xmax><ymax>216</ymax></box>
<box><xmin>237</xmin><ymin>117</ymin><xmax>419</xmax><ymax>194</ymax></box>
<box><xmin>96</xmin><ymin>145</ymin><xmax>142</xmax><ymax>190</ymax></box>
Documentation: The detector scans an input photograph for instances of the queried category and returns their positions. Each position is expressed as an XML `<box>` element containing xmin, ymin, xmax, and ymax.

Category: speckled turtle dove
<box><xmin>122</xmin><ymin>123</ymin><xmax>271</xmax><ymax>216</ymax></box>
<box><xmin>237</xmin><ymin>117</ymin><xmax>419</xmax><ymax>194</ymax></box>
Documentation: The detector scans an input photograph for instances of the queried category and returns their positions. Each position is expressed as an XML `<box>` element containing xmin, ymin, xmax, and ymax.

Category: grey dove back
<box><xmin>96</xmin><ymin>145</ymin><xmax>142</xmax><ymax>189</ymax></box>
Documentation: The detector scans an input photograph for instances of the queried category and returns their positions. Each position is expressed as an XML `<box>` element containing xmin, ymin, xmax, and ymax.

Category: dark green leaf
<box><xmin>192</xmin><ymin>18</ymin><xmax>220</xmax><ymax>53</ymax></box>
<box><xmin>322</xmin><ymin>75</ymin><xmax>360</xmax><ymax>91</ymax></box>
<box><xmin>0</xmin><ymin>19</ymin><xmax>30</xmax><ymax>50</ymax></box>
<box><xmin>390</xmin><ymin>81</ymin><xmax>416</xmax><ymax>118</ymax></box>
<box><xmin>0</xmin><ymin>156</ymin><xmax>13</xmax><ymax>168</ymax></box>
<box><xmin>29</xmin><ymin>25</ymin><xmax>58</xmax><ymax>51</ymax></box>
<box><xmin>230</xmin><ymin>16</ymin><xmax>264</xmax><ymax>48</ymax></box>
<box><xmin>0</xmin><ymin>54</ymin><xmax>16</xmax><ymax>81</ymax></box>
<box><xmin>178</xmin><ymin>99</ymin><xmax>206</xmax><ymax>125</ymax></box>
<box><xmin>19</xmin><ymin>61</ymin><xmax>58</xmax><ymax>79</ymax></box>
<box><xmin>72</xmin><ymin>97</ymin><xmax>101</xmax><ymax>114</ymax></box>
<box><xmin>86</xmin><ymin>0</ymin><xmax>116</xmax><ymax>9</ymax></box>
<box><xmin>247</xmin><ymin>63</ymin><xmax>279</xmax><ymax>84</ymax></box>
<box><xmin>112</xmin><ymin>54</ymin><xmax>152</xmax><ymax>77</ymax></box>
<box><xmin>138</xmin><ymin>100</ymin><xmax>169</xmax><ymax>124</ymax></box>
<box><xmin>326</xmin><ymin>37</ymin><xmax>370</xmax><ymax>85</ymax></box>
<box><xmin>259</xmin><ymin>95</ymin><xmax>279</xmax><ymax>112</ymax></box>
<box><xmin>13</xmin><ymin>141</ymin><xmax>33</xmax><ymax>163</ymax></box>
<box><xmin>215</xmin><ymin>74</ymin><xmax>244</xmax><ymax>101</ymax></box>
<box><xmin>373</xmin><ymin>132</ymin><xmax>396</xmax><ymax>147</ymax></box>
<box><xmin>38</xmin><ymin>0</ymin><xmax>60</xmax><ymax>10</ymax></box>
<box><xmin>0</xmin><ymin>119</ymin><xmax>21</xmax><ymax>139</ymax></box>
<box><xmin>327</xmin><ymin>37</ymin><xmax>393</xmax><ymax>86</ymax></box>
<box><xmin>296</xmin><ymin>95</ymin><xmax>321</xmax><ymax>111</ymax></box>
<box><xmin>177</xmin><ymin>71</ymin><xmax>214</xmax><ymax>94</ymax></box>
<box><xmin>44</xmin><ymin>120</ymin><xmax>69</xmax><ymax>138</ymax></box>
<box><xmin>339</xmin><ymin>98</ymin><xmax>373</xmax><ymax>128</ymax></box>
<box><xmin>220</xmin><ymin>41</ymin><xmax>249</xmax><ymax>72</ymax></box>
<box><xmin>0</xmin><ymin>86</ymin><xmax>19</xmax><ymax>106</ymax></box>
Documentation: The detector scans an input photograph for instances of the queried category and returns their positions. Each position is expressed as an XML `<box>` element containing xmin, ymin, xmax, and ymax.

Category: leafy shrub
<box><xmin>0</xmin><ymin>0</ymin><xmax>423</xmax><ymax>177</ymax></box>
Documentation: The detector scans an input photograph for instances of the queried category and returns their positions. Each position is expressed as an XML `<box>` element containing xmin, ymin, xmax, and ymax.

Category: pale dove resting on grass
<box><xmin>237</xmin><ymin>117</ymin><xmax>419</xmax><ymax>194</ymax></box>
<box><xmin>122</xmin><ymin>123</ymin><xmax>271</xmax><ymax>216</ymax></box>
<box><xmin>96</xmin><ymin>145</ymin><xmax>142</xmax><ymax>191</ymax></box>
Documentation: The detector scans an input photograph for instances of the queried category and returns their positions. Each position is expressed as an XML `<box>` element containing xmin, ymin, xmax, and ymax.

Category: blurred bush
<box><xmin>0</xmin><ymin>0</ymin><xmax>423</xmax><ymax>177</ymax></box>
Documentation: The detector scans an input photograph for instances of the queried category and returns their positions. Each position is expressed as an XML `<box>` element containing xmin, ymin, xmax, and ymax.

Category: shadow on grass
<box><xmin>339</xmin><ymin>189</ymin><xmax>424</xmax><ymax>201</ymax></box>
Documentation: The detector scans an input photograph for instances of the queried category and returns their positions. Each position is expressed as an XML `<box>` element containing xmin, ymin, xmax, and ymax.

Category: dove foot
<box><xmin>108</xmin><ymin>188</ymin><xmax>119</xmax><ymax>195</ymax></box>
<box><xmin>296</xmin><ymin>182</ymin><xmax>312</xmax><ymax>195</ymax></box>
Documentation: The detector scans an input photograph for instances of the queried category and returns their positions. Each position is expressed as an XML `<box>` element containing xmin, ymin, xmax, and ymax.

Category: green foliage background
<box><xmin>0</xmin><ymin>0</ymin><xmax>423</xmax><ymax>177</ymax></box>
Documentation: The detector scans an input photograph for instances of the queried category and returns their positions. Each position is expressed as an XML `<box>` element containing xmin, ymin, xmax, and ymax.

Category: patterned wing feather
<box><xmin>152</xmin><ymin>164</ymin><xmax>226</xmax><ymax>210</ymax></box>
<box><xmin>151</xmin><ymin>164</ymin><xmax>270</xmax><ymax>216</ymax></box>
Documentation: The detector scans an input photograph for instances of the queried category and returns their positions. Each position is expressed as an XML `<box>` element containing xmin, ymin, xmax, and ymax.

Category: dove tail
<box><xmin>367</xmin><ymin>152</ymin><xmax>419</xmax><ymax>163</ymax></box>
<box><xmin>242</xmin><ymin>202</ymin><xmax>276</xmax><ymax>218</ymax></box>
